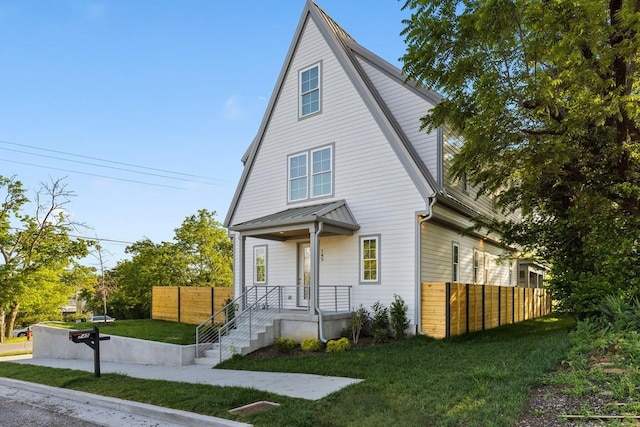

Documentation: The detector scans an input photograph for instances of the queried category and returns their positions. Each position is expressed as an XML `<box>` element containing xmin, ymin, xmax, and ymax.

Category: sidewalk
<box><xmin>0</xmin><ymin>355</ymin><xmax>362</xmax><ymax>426</ymax></box>
<box><xmin>7</xmin><ymin>355</ymin><xmax>361</xmax><ymax>400</ymax></box>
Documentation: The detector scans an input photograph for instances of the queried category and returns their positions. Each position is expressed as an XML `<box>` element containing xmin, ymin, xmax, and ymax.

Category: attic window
<box><xmin>299</xmin><ymin>63</ymin><xmax>321</xmax><ymax>117</ymax></box>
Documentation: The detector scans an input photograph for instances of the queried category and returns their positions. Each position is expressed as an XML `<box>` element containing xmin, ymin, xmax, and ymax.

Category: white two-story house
<box><xmin>223</xmin><ymin>0</ymin><xmax>521</xmax><ymax>342</ymax></box>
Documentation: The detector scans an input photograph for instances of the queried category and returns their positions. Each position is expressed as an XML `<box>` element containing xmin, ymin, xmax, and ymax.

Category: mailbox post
<box><xmin>69</xmin><ymin>326</ymin><xmax>111</xmax><ymax>377</ymax></box>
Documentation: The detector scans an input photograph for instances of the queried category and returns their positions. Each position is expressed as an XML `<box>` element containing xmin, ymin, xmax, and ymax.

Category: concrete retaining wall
<box><xmin>32</xmin><ymin>325</ymin><xmax>196</xmax><ymax>366</ymax></box>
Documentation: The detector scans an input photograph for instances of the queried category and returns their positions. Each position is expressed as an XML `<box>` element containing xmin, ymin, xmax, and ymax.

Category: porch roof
<box><xmin>229</xmin><ymin>199</ymin><xmax>360</xmax><ymax>241</ymax></box>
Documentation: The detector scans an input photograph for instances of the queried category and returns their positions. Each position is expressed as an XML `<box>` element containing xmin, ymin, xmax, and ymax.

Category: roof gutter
<box><xmin>416</xmin><ymin>195</ymin><xmax>437</xmax><ymax>335</ymax></box>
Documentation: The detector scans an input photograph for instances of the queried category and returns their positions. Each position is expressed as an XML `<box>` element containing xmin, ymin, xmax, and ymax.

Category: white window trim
<box><xmin>287</xmin><ymin>144</ymin><xmax>334</xmax><ymax>203</ymax></box>
<box><xmin>299</xmin><ymin>62</ymin><xmax>322</xmax><ymax>118</ymax></box>
<box><xmin>452</xmin><ymin>242</ymin><xmax>460</xmax><ymax>283</ymax></box>
<box><xmin>310</xmin><ymin>146</ymin><xmax>333</xmax><ymax>198</ymax></box>
<box><xmin>254</xmin><ymin>245</ymin><xmax>267</xmax><ymax>284</ymax></box>
<box><xmin>359</xmin><ymin>234</ymin><xmax>380</xmax><ymax>284</ymax></box>
<box><xmin>287</xmin><ymin>152</ymin><xmax>308</xmax><ymax>202</ymax></box>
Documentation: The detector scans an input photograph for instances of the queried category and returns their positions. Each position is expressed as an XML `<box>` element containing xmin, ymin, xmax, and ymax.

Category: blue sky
<box><xmin>0</xmin><ymin>1</ymin><xmax>411</xmax><ymax>267</ymax></box>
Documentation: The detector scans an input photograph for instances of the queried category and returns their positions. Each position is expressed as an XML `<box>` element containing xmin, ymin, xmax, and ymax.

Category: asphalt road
<box><xmin>0</xmin><ymin>382</ymin><xmax>196</xmax><ymax>427</ymax></box>
<box><xmin>0</xmin><ymin>340</ymin><xmax>33</xmax><ymax>355</ymax></box>
<box><xmin>0</xmin><ymin>394</ymin><xmax>98</xmax><ymax>427</ymax></box>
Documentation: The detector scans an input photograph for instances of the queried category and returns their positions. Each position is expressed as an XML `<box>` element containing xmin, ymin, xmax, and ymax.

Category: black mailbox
<box><xmin>69</xmin><ymin>329</ymin><xmax>94</xmax><ymax>343</ymax></box>
<box><xmin>68</xmin><ymin>326</ymin><xmax>110</xmax><ymax>377</ymax></box>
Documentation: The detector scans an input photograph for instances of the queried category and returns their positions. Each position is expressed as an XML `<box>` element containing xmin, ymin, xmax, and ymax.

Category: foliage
<box><xmin>350</xmin><ymin>304</ymin><xmax>370</xmax><ymax>345</ymax></box>
<box><xmin>371</xmin><ymin>301</ymin><xmax>390</xmax><ymax>343</ymax></box>
<box><xmin>104</xmin><ymin>209</ymin><xmax>232</xmax><ymax>319</ymax></box>
<box><xmin>400</xmin><ymin>0</ymin><xmax>640</xmax><ymax>317</ymax></box>
<box><xmin>173</xmin><ymin>209</ymin><xmax>233</xmax><ymax>287</ymax></box>
<box><xmin>595</xmin><ymin>294</ymin><xmax>640</xmax><ymax>331</ymax></box>
<box><xmin>0</xmin><ymin>175</ymin><xmax>89</xmax><ymax>340</ymax></box>
<box><xmin>301</xmin><ymin>338</ymin><xmax>324</xmax><ymax>352</ymax></box>
<box><xmin>326</xmin><ymin>337</ymin><xmax>351</xmax><ymax>353</ymax></box>
<box><xmin>390</xmin><ymin>294</ymin><xmax>410</xmax><ymax>340</ymax></box>
<box><xmin>274</xmin><ymin>337</ymin><xmax>297</xmax><ymax>353</ymax></box>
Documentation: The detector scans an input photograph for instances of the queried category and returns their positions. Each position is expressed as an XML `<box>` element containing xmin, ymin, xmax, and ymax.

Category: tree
<box><xmin>105</xmin><ymin>210</ymin><xmax>232</xmax><ymax>319</ymax></box>
<box><xmin>401</xmin><ymin>0</ymin><xmax>640</xmax><ymax>316</ymax></box>
<box><xmin>174</xmin><ymin>209</ymin><xmax>233</xmax><ymax>287</ymax></box>
<box><xmin>0</xmin><ymin>176</ymin><xmax>89</xmax><ymax>340</ymax></box>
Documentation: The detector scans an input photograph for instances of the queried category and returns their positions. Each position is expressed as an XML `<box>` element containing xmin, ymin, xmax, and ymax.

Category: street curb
<box><xmin>0</xmin><ymin>377</ymin><xmax>251</xmax><ymax>427</ymax></box>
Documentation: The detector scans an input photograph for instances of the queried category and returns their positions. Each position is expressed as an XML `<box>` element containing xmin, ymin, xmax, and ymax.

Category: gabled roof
<box><xmin>229</xmin><ymin>199</ymin><xmax>359</xmax><ymax>241</ymax></box>
<box><xmin>224</xmin><ymin>0</ymin><xmax>443</xmax><ymax>228</ymax></box>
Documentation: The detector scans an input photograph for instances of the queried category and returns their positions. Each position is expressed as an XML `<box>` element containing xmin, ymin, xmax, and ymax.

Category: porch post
<box><xmin>239</xmin><ymin>234</ymin><xmax>246</xmax><ymax>309</ymax></box>
<box><xmin>310</xmin><ymin>222</ymin><xmax>320</xmax><ymax>315</ymax></box>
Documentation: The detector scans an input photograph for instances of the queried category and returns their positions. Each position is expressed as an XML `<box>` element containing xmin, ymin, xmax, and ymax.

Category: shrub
<box><xmin>326</xmin><ymin>337</ymin><xmax>351</xmax><ymax>353</ymax></box>
<box><xmin>350</xmin><ymin>304</ymin><xmax>370</xmax><ymax>345</ymax></box>
<box><xmin>372</xmin><ymin>301</ymin><xmax>390</xmax><ymax>343</ymax></box>
<box><xmin>390</xmin><ymin>294</ymin><xmax>410</xmax><ymax>340</ymax></box>
<box><xmin>301</xmin><ymin>338</ymin><xmax>324</xmax><ymax>352</ymax></box>
<box><xmin>274</xmin><ymin>337</ymin><xmax>297</xmax><ymax>353</ymax></box>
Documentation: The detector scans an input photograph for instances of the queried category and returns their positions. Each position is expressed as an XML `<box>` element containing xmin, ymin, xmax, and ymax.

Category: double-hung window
<box><xmin>289</xmin><ymin>153</ymin><xmax>308</xmax><ymax>201</ymax></box>
<box><xmin>473</xmin><ymin>249</ymin><xmax>484</xmax><ymax>284</ymax></box>
<box><xmin>288</xmin><ymin>145</ymin><xmax>333</xmax><ymax>202</ymax></box>
<box><xmin>452</xmin><ymin>242</ymin><xmax>460</xmax><ymax>282</ymax></box>
<box><xmin>300</xmin><ymin>63</ymin><xmax>321</xmax><ymax>117</ymax></box>
<box><xmin>312</xmin><ymin>147</ymin><xmax>331</xmax><ymax>197</ymax></box>
<box><xmin>254</xmin><ymin>246</ymin><xmax>267</xmax><ymax>284</ymax></box>
<box><xmin>360</xmin><ymin>235</ymin><xmax>380</xmax><ymax>284</ymax></box>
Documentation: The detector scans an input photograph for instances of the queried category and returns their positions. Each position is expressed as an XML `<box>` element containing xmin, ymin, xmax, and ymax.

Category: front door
<box><xmin>297</xmin><ymin>243</ymin><xmax>310</xmax><ymax>307</ymax></box>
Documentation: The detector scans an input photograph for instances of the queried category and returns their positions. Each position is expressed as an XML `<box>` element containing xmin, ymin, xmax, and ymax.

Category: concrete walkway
<box><xmin>0</xmin><ymin>355</ymin><xmax>362</xmax><ymax>426</ymax></box>
<box><xmin>8</xmin><ymin>356</ymin><xmax>361</xmax><ymax>400</ymax></box>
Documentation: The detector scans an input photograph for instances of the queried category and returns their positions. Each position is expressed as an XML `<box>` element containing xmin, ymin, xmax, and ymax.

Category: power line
<box><xmin>0</xmin><ymin>146</ymin><xmax>223</xmax><ymax>186</ymax></box>
<box><xmin>0</xmin><ymin>139</ymin><xmax>228</xmax><ymax>183</ymax></box>
<box><xmin>0</xmin><ymin>158</ymin><xmax>187</xmax><ymax>190</ymax></box>
<box><xmin>9</xmin><ymin>227</ymin><xmax>136</xmax><ymax>246</ymax></box>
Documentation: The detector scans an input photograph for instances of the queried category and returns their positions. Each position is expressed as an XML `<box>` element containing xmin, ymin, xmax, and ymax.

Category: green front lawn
<box><xmin>53</xmin><ymin>319</ymin><xmax>197</xmax><ymax>345</ymax></box>
<box><xmin>0</xmin><ymin>314</ymin><xmax>575</xmax><ymax>426</ymax></box>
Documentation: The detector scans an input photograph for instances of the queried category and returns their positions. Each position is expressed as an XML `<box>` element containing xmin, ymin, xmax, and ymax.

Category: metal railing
<box><xmin>195</xmin><ymin>285</ymin><xmax>352</xmax><ymax>361</ymax></box>
<box><xmin>195</xmin><ymin>286</ymin><xmax>282</xmax><ymax>360</ymax></box>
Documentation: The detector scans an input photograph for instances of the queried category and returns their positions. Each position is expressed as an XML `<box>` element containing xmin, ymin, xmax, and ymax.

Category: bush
<box><xmin>350</xmin><ymin>304</ymin><xmax>370</xmax><ymax>345</ymax></box>
<box><xmin>274</xmin><ymin>337</ymin><xmax>297</xmax><ymax>353</ymax></box>
<box><xmin>372</xmin><ymin>301</ymin><xmax>390</xmax><ymax>343</ymax></box>
<box><xmin>301</xmin><ymin>338</ymin><xmax>324</xmax><ymax>352</ymax></box>
<box><xmin>390</xmin><ymin>294</ymin><xmax>410</xmax><ymax>340</ymax></box>
<box><xmin>326</xmin><ymin>337</ymin><xmax>351</xmax><ymax>353</ymax></box>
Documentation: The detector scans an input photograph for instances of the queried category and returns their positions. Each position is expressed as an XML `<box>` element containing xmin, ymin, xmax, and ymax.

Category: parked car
<box><xmin>11</xmin><ymin>326</ymin><xmax>32</xmax><ymax>337</ymax></box>
<box><xmin>89</xmin><ymin>315</ymin><xmax>115</xmax><ymax>323</ymax></box>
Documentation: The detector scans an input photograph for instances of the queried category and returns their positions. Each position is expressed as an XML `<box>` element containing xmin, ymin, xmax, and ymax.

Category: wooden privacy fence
<box><xmin>421</xmin><ymin>282</ymin><xmax>552</xmax><ymax>339</ymax></box>
<box><xmin>152</xmin><ymin>286</ymin><xmax>233</xmax><ymax>325</ymax></box>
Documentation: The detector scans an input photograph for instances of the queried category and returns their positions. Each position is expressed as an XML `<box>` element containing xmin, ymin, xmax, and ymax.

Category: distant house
<box><xmin>222</xmin><ymin>0</ymin><xmax>532</xmax><ymax>345</ymax></box>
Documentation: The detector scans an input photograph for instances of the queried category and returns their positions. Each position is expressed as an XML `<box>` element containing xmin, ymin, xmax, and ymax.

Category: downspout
<box><xmin>416</xmin><ymin>196</ymin><xmax>437</xmax><ymax>335</ymax></box>
<box><xmin>313</xmin><ymin>221</ymin><xmax>328</xmax><ymax>343</ymax></box>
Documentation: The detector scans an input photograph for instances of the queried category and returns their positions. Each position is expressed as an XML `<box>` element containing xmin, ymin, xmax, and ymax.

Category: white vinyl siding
<box><xmin>421</xmin><ymin>220</ymin><xmax>515</xmax><ymax>286</ymax></box>
<box><xmin>357</xmin><ymin>57</ymin><xmax>440</xmax><ymax>183</ymax></box>
<box><xmin>254</xmin><ymin>246</ymin><xmax>267</xmax><ymax>284</ymax></box>
<box><xmin>300</xmin><ymin>63</ymin><xmax>321</xmax><ymax>117</ymax></box>
<box><xmin>360</xmin><ymin>235</ymin><xmax>380</xmax><ymax>284</ymax></box>
<box><xmin>230</xmin><ymin>16</ymin><xmax>429</xmax><ymax>322</ymax></box>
